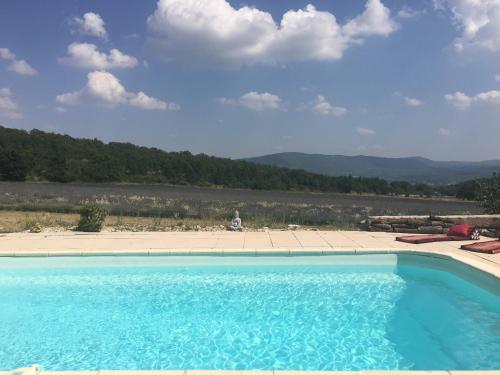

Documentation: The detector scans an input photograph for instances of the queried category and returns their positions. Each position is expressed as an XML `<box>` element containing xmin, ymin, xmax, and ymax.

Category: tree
<box><xmin>455</xmin><ymin>179</ymin><xmax>480</xmax><ymax>200</ymax></box>
<box><xmin>0</xmin><ymin>148</ymin><xmax>28</xmax><ymax>181</ymax></box>
<box><xmin>478</xmin><ymin>173</ymin><xmax>500</xmax><ymax>214</ymax></box>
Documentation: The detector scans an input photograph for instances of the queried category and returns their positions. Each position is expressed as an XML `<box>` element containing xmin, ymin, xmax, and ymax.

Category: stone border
<box><xmin>365</xmin><ymin>214</ymin><xmax>500</xmax><ymax>235</ymax></box>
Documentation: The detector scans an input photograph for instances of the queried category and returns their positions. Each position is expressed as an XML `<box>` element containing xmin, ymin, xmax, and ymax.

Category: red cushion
<box><xmin>396</xmin><ymin>234</ymin><xmax>448</xmax><ymax>244</ymax></box>
<box><xmin>461</xmin><ymin>240</ymin><xmax>500</xmax><ymax>254</ymax></box>
<box><xmin>447</xmin><ymin>223</ymin><xmax>473</xmax><ymax>237</ymax></box>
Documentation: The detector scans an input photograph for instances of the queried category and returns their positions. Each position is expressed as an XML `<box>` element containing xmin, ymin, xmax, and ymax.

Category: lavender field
<box><xmin>0</xmin><ymin>182</ymin><xmax>482</xmax><ymax>228</ymax></box>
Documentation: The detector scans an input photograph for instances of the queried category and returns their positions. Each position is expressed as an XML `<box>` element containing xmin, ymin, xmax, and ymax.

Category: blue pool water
<box><xmin>0</xmin><ymin>255</ymin><xmax>498</xmax><ymax>371</ymax></box>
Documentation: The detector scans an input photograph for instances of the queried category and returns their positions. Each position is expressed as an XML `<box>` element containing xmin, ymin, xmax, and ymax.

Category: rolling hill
<box><xmin>244</xmin><ymin>152</ymin><xmax>500</xmax><ymax>185</ymax></box>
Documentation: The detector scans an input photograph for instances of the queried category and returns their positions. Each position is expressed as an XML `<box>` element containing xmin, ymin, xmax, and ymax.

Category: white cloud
<box><xmin>436</xmin><ymin>0</ymin><xmax>500</xmax><ymax>52</ymax></box>
<box><xmin>444</xmin><ymin>91</ymin><xmax>472</xmax><ymax>110</ymax></box>
<box><xmin>496</xmin><ymin>74</ymin><xmax>500</xmax><ymax>81</ymax></box>
<box><xmin>0</xmin><ymin>47</ymin><xmax>37</xmax><ymax>76</ymax></box>
<box><xmin>0</xmin><ymin>88</ymin><xmax>23</xmax><ymax>119</ymax></box>
<box><xmin>404</xmin><ymin>96</ymin><xmax>424</xmax><ymax>107</ymax></box>
<box><xmin>56</xmin><ymin>71</ymin><xmax>177</xmax><ymax>111</ymax></box>
<box><xmin>59</xmin><ymin>43</ymin><xmax>138</xmax><ymax>70</ymax></box>
<box><xmin>218</xmin><ymin>92</ymin><xmax>282</xmax><ymax>111</ymax></box>
<box><xmin>7</xmin><ymin>60</ymin><xmax>38</xmax><ymax>76</ymax></box>
<box><xmin>73</xmin><ymin>12</ymin><xmax>107</xmax><ymax>39</ymax></box>
<box><xmin>474</xmin><ymin>90</ymin><xmax>500</xmax><ymax>104</ymax></box>
<box><xmin>55</xmin><ymin>106</ymin><xmax>67</xmax><ymax>113</ymax></box>
<box><xmin>397</xmin><ymin>6</ymin><xmax>425</xmax><ymax>19</ymax></box>
<box><xmin>56</xmin><ymin>91</ymin><xmax>82</xmax><ymax>106</ymax></box>
<box><xmin>147</xmin><ymin>0</ymin><xmax>397</xmax><ymax>67</ymax></box>
<box><xmin>311</xmin><ymin>95</ymin><xmax>347</xmax><ymax>116</ymax></box>
<box><xmin>343</xmin><ymin>0</ymin><xmax>398</xmax><ymax>37</ymax></box>
<box><xmin>129</xmin><ymin>91</ymin><xmax>169</xmax><ymax>110</ymax></box>
<box><xmin>0</xmin><ymin>48</ymin><xmax>15</xmax><ymax>60</ymax></box>
<box><xmin>166</xmin><ymin>102</ymin><xmax>181</xmax><ymax>111</ymax></box>
<box><xmin>445</xmin><ymin>89</ymin><xmax>500</xmax><ymax>110</ymax></box>
<box><xmin>357</xmin><ymin>127</ymin><xmax>376</xmax><ymax>136</ymax></box>
<box><xmin>438</xmin><ymin>128</ymin><xmax>451</xmax><ymax>136</ymax></box>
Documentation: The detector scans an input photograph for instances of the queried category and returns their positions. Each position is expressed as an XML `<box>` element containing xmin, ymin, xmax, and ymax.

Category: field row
<box><xmin>0</xmin><ymin>182</ymin><xmax>482</xmax><ymax>231</ymax></box>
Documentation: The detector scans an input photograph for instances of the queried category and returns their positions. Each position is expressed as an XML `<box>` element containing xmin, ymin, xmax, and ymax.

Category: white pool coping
<box><xmin>0</xmin><ymin>230</ymin><xmax>498</xmax><ymax>375</ymax></box>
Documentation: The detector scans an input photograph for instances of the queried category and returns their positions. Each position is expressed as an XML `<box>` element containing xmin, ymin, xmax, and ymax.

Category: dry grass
<box><xmin>0</xmin><ymin>211</ymin><xmax>78</xmax><ymax>233</ymax></box>
<box><xmin>0</xmin><ymin>210</ymin><xmax>334</xmax><ymax>233</ymax></box>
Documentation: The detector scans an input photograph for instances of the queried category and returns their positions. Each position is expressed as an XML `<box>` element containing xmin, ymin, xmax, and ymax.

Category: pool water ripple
<box><xmin>0</xmin><ymin>258</ymin><xmax>498</xmax><ymax>371</ymax></box>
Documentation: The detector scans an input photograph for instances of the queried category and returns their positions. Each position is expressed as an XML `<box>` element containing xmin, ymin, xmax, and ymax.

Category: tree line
<box><xmin>0</xmin><ymin>126</ymin><xmax>496</xmax><ymax>201</ymax></box>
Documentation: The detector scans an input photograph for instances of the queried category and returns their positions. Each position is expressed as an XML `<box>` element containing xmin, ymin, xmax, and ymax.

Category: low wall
<box><xmin>365</xmin><ymin>214</ymin><xmax>500</xmax><ymax>237</ymax></box>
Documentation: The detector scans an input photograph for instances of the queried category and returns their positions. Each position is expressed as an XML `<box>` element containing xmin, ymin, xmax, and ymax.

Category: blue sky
<box><xmin>1</xmin><ymin>0</ymin><xmax>499</xmax><ymax>161</ymax></box>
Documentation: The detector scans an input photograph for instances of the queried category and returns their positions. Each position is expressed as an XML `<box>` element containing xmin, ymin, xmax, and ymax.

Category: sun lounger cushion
<box><xmin>396</xmin><ymin>234</ymin><xmax>469</xmax><ymax>244</ymax></box>
<box><xmin>447</xmin><ymin>223</ymin><xmax>473</xmax><ymax>237</ymax></box>
<box><xmin>461</xmin><ymin>240</ymin><xmax>500</xmax><ymax>254</ymax></box>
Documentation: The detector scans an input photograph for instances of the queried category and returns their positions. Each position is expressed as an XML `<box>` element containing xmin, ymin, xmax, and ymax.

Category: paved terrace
<box><xmin>0</xmin><ymin>230</ymin><xmax>498</xmax><ymax>277</ymax></box>
<box><xmin>0</xmin><ymin>231</ymin><xmax>499</xmax><ymax>375</ymax></box>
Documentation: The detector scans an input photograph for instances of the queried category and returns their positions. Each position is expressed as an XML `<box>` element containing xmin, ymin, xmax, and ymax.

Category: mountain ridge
<box><xmin>244</xmin><ymin>152</ymin><xmax>500</xmax><ymax>185</ymax></box>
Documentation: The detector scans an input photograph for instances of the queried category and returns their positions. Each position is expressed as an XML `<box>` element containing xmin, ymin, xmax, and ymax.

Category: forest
<box><xmin>0</xmin><ymin>125</ymin><xmax>493</xmax><ymax>199</ymax></box>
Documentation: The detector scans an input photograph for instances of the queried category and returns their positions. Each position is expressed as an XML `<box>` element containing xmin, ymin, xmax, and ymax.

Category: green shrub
<box><xmin>77</xmin><ymin>203</ymin><xmax>107</xmax><ymax>232</ymax></box>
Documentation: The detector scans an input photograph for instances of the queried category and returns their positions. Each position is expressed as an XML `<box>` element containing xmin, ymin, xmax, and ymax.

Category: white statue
<box><xmin>227</xmin><ymin>210</ymin><xmax>243</xmax><ymax>231</ymax></box>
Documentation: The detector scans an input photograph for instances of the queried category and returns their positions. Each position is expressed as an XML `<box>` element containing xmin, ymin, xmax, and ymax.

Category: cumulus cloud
<box><xmin>397</xmin><ymin>6</ymin><xmax>425</xmax><ymax>19</ymax></box>
<box><xmin>438</xmin><ymin>128</ymin><xmax>451</xmax><ymax>136</ymax></box>
<box><xmin>59</xmin><ymin>43</ymin><xmax>138</xmax><ymax>70</ymax></box>
<box><xmin>0</xmin><ymin>47</ymin><xmax>37</xmax><ymax>76</ymax></box>
<box><xmin>129</xmin><ymin>91</ymin><xmax>172</xmax><ymax>110</ymax></box>
<box><xmin>73</xmin><ymin>12</ymin><xmax>107</xmax><ymax>39</ymax></box>
<box><xmin>357</xmin><ymin>127</ymin><xmax>376</xmax><ymax>136</ymax></box>
<box><xmin>56</xmin><ymin>71</ymin><xmax>177</xmax><ymax>111</ymax></box>
<box><xmin>218</xmin><ymin>92</ymin><xmax>282</xmax><ymax>111</ymax></box>
<box><xmin>311</xmin><ymin>95</ymin><xmax>347</xmax><ymax>116</ymax></box>
<box><xmin>342</xmin><ymin>0</ymin><xmax>398</xmax><ymax>37</ymax></box>
<box><xmin>444</xmin><ymin>91</ymin><xmax>473</xmax><ymax>110</ymax></box>
<box><xmin>404</xmin><ymin>96</ymin><xmax>424</xmax><ymax>107</ymax></box>
<box><xmin>146</xmin><ymin>0</ymin><xmax>397</xmax><ymax>67</ymax></box>
<box><xmin>435</xmin><ymin>0</ymin><xmax>500</xmax><ymax>52</ymax></box>
<box><xmin>445</xmin><ymin>89</ymin><xmax>500</xmax><ymax>110</ymax></box>
<box><xmin>0</xmin><ymin>88</ymin><xmax>23</xmax><ymax>119</ymax></box>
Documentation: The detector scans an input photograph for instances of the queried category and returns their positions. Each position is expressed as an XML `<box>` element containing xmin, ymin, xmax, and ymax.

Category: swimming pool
<box><xmin>0</xmin><ymin>254</ymin><xmax>498</xmax><ymax>371</ymax></box>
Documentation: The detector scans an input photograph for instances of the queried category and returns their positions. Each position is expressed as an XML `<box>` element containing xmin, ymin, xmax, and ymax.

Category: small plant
<box><xmin>77</xmin><ymin>203</ymin><xmax>107</xmax><ymax>232</ymax></box>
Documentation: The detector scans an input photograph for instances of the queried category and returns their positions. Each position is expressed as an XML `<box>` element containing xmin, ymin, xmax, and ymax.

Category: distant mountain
<box><xmin>244</xmin><ymin>152</ymin><xmax>500</xmax><ymax>185</ymax></box>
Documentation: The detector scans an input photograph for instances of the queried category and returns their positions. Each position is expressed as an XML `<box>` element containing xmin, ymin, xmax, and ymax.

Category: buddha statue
<box><xmin>228</xmin><ymin>210</ymin><xmax>243</xmax><ymax>231</ymax></box>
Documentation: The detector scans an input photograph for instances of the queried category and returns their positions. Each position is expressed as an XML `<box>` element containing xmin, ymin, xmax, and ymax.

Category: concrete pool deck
<box><xmin>0</xmin><ymin>230</ymin><xmax>499</xmax><ymax>375</ymax></box>
<box><xmin>0</xmin><ymin>230</ymin><xmax>498</xmax><ymax>277</ymax></box>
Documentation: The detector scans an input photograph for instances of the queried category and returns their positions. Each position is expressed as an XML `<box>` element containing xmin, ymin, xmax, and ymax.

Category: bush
<box><xmin>478</xmin><ymin>173</ymin><xmax>500</xmax><ymax>214</ymax></box>
<box><xmin>77</xmin><ymin>203</ymin><xmax>107</xmax><ymax>232</ymax></box>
